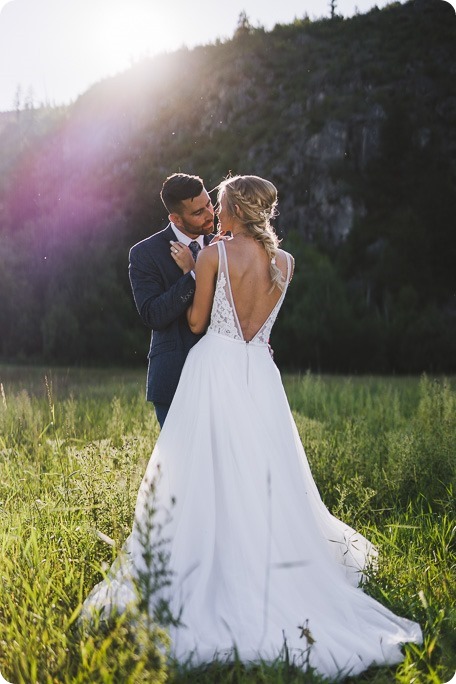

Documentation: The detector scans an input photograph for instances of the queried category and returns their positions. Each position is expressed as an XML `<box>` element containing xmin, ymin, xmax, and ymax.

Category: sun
<box><xmin>86</xmin><ymin>0</ymin><xmax>170</xmax><ymax>76</ymax></box>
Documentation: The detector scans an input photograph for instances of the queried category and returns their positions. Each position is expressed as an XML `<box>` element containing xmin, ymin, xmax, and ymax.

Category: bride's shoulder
<box><xmin>197</xmin><ymin>240</ymin><xmax>219</xmax><ymax>267</ymax></box>
<box><xmin>277</xmin><ymin>248</ymin><xmax>295</xmax><ymax>264</ymax></box>
<box><xmin>276</xmin><ymin>249</ymin><xmax>295</xmax><ymax>280</ymax></box>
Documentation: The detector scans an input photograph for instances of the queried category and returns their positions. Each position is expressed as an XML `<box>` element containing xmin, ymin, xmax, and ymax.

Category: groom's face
<box><xmin>171</xmin><ymin>189</ymin><xmax>214</xmax><ymax>238</ymax></box>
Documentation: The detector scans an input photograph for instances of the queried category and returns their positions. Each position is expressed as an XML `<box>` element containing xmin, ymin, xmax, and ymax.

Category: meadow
<box><xmin>0</xmin><ymin>366</ymin><xmax>454</xmax><ymax>683</ymax></box>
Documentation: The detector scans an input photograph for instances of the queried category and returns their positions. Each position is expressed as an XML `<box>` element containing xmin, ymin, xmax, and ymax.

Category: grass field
<box><xmin>0</xmin><ymin>366</ymin><xmax>454</xmax><ymax>683</ymax></box>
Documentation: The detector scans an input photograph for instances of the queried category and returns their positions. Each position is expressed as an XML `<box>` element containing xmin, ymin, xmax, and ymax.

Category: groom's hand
<box><xmin>170</xmin><ymin>241</ymin><xmax>196</xmax><ymax>274</ymax></box>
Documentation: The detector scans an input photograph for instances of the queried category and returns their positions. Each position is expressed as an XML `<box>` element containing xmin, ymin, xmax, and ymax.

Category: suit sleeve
<box><xmin>129</xmin><ymin>244</ymin><xmax>196</xmax><ymax>330</ymax></box>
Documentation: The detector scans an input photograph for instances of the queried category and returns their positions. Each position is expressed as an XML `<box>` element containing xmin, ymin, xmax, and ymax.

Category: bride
<box><xmin>82</xmin><ymin>175</ymin><xmax>421</xmax><ymax>679</ymax></box>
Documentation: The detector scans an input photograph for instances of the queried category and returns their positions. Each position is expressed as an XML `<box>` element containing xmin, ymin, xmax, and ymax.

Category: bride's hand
<box><xmin>170</xmin><ymin>241</ymin><xmax>196</xmax><ymax>274</ymax></box>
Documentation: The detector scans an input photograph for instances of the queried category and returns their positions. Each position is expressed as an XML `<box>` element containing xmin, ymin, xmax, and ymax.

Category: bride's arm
<box><xmin>186</xmin><ymin>245</ymin><xmax>218</xmax><ymax>334</ymax></box>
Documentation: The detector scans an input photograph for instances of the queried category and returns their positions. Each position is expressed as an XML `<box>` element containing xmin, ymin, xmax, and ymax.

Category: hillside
<box><xmin>0</xmin><ymin>0</ymin><xmax>455</xmax><ymax>372</ymax></box>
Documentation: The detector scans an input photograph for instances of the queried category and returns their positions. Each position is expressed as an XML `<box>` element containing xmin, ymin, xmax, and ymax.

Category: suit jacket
<box><xmin>129</xmin><ymin>224</ymin><xmax>212</xmax><ymax>405</ymax></box>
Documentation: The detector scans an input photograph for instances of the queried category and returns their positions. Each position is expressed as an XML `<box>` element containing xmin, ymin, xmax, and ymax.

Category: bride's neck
<box><xmin>231</xmin><ymin>227</ymin><xmax>251</xmax><ymax>239</ymax></box>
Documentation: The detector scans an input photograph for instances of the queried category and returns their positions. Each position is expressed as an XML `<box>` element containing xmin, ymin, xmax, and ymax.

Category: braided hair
<box><xmin>217</xmin><ymin>175</ymin><xmax>285</xmax><ymax>291</ymax></box>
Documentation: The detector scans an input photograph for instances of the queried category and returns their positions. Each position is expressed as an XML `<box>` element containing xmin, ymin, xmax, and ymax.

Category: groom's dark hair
<box><xmin>161</xmin><ymin>173</ymin><xmax>204</xmax><ymax>214</ymax></box>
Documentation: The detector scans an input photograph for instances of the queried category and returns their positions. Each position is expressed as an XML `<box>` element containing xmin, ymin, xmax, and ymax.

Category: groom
<box><xmin>129</xmin><ymin>173</ymin><xmax>215</xmax><ymax>427</ymax></box>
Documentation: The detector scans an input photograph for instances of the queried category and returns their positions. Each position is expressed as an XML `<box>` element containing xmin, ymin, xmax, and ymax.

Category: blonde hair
<box><xmin>217</xmin><ymin>175</ymin><xmax>285</xmax><ymax>291</ymax></box>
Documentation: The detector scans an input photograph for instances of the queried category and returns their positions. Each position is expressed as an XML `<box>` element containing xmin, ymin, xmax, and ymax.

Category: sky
<box><xmin>0</xmin><ymin>0</ymin><xmax>454</xmax><ymax>113</ymax></box>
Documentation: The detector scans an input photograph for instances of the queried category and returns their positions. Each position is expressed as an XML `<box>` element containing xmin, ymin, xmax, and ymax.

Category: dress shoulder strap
<box><xmin>284</xmin><ymin>251</ymin><xmax>293</xmax><ymax>285</ymax></box>
<box><xmin>216</xmin><ymin>240</ymin><xmax>227</xmax><ymax>275</ymax></box>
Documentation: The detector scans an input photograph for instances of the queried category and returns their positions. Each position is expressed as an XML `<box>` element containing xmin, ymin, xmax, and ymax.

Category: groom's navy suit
<box><xmin>129</xmin><ymin>224</ymin><xmax>212</xmax><ymax>406</ymax></box>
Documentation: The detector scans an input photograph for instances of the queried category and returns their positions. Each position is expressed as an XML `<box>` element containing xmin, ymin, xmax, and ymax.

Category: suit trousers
<box><xmin>153</xmin><ymin>402</ymin><xmax>170</xmax><ymax>429</ymax></box>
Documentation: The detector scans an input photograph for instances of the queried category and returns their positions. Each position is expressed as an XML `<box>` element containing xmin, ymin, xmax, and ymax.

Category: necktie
<box><xmin>189</xmin><ymin>241</ymin><xmax>201</xmax><ymax>261</ymax></box>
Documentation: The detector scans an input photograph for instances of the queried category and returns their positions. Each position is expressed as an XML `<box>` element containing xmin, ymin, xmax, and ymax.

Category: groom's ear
<box><xmin>169</xmin><ymin>212</ymin><xmax>184</xmax><ymax>229</ymax></box>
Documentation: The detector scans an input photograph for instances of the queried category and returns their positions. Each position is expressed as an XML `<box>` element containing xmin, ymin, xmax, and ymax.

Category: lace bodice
<box><xmin>207</xmin><ymin>241</ymin><xmax>291</xmax><ymax>345</ymax></box>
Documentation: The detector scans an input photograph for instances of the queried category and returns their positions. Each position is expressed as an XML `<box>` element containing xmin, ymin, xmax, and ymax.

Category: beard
<box><xmin>182</xmin><ymin>219</ymin><xmax>214</xmax><ymax>236</ymax></box>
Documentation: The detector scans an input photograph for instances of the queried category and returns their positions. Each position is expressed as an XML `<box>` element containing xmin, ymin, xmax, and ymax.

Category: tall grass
<box><xmin>0</xmin><ymin>367</ymin><xmax>454</xmax><ymax>683</ymax></box>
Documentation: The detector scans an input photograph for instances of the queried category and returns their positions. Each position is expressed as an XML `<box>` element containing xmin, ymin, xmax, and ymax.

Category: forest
<box><xmin>0</xmin><ymin>0</ymin><xmax>455</xmax><ymax>373</ymax></box>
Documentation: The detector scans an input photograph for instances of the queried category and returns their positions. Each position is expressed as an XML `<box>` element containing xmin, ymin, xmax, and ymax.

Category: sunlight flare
<box><xmin>85</xmin><ymin>1</ymin><xmax>168</xmax><ymax>75</ymax></box>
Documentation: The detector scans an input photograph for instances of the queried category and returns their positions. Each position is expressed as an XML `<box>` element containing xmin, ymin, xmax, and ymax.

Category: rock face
<box><xmin>279</xmin><ymin>107</ymin><xmax>385</xmax><ymax>243</ymax></box>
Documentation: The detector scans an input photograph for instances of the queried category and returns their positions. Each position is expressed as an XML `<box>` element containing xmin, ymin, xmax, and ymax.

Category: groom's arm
<box><xmin>129</xmin><ymin>245</ymin><xmax>195</xmax><ymax>330</ymax></box>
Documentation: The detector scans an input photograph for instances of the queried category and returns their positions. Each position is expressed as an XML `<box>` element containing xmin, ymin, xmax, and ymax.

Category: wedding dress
<box><xmin>82</xmin><ymin>241</ymin><xmax>421</xmax><ymax>680</ymax></box>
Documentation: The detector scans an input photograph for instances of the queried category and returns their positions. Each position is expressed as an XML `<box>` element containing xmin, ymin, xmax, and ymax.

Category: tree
<box><xmin>234</xmin><ymin>10</ymin><xmax>253</xmax><ymax>38</ymax></box>
<box><xmin>13</xmin><ymin>84</ymin><xmax>22</xmax><ymax>118</ymax></box>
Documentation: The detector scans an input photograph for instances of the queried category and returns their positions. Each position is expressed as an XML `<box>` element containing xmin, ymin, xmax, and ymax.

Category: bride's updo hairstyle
<box><xmin>218</xmin><ymin>175</ymin><xmax>285</xmax><ymax>291</ymax></box>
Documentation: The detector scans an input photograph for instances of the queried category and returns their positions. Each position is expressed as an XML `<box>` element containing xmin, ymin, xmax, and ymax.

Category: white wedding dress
<box><xmin>82</xmin><ymin>241</ymin><xmax>421</xmax><ymax>680</ymax></box>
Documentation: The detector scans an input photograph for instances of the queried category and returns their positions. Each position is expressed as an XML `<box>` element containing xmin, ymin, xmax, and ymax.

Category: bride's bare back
<box><xmin>224</xmin><ymin>238</ymin><xmax>292</xmax><ymax>342</ymax></box>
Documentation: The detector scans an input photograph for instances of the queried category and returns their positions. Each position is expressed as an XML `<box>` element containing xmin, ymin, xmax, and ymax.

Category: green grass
<box><xmin>0</xmin><ymin>366</ymin><xmax>454</xmax><ymax>683</ymax></box>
